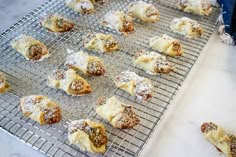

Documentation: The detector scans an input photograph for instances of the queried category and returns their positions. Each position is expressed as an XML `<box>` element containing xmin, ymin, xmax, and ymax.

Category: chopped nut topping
<box><xmin>116</xmin><ymin>105</ymin><xmax>140</xmax><ymax>129</ymax></box>
<box><xmin>172</xmin><ymin>41</ymin><xmax>181</xmax><ymax>52</ymax></box>
<box><xmin>21</xmin><ymin>95</ymin><xmax>61</xmax><ymax>124</ymax></box>
<box><xmin>93</xmin><ymin>0</ymin><xmax>106</xmax><ymax>4</ymax></box>
<box><xmin>28</xmin><ymin>44</ymin><xmax>46</xmax><ymax>61</ymax></box>
<box><xmin>155</xmin><ymin>56</ymin><xmax>173</xmax><ymax>73</ymax></box>
<box><xmin>56</xmin><ymin>18</ymin><xmax>74</xmax><ymax>31</ymax></box>
<box><xmin>87</xmin><ymin>61</ymin><xmax>105</xmax><ymax>76</ymax></box>
<box><xmin>43</xmin><ymin>106</ymin><xmax>61</xmax><ymax>124</ymax></box>
<box><xmin>135</xmin><ymin>80</ymin><xmax>153</xmax><ymax>100</ymax></box>
<box><xmin>201</xmin><ymin>122</ymin><xmax>218</xmax><ymax>133</ymax></box>
<box><xmin>97</xmin><ymin>97</ymin><xmax>106</xmax><ymax>106</ymax></box>
<box><xmin>51</xmin><ymin>69</ymin><xmax>65</xmax><ymax>80</ymax></box>
<box><xmin>115</xmin><ymin>71</ymin><xmax>153</xmax><ymax>100</ymax></box>
<box><xmin>69</xmin><ymin>120</ymin><xmax>107</xmax><ymax>147</ymax></box>
<box><xmin>70</xmin><ymin>79</ymin><xmax>84</xmax><ymax>92</ymax></box>
<box><xmin>229</xmin><ymin>135</ymin><xmax>236</xmax><ymax>156</ymax></box>
<box><xmin>104</xmin><ymin>40</ymin><xmax>118</xmax><ymax>51</ymax></box>
<box><xmin>122</xmin><ymin>16</ymin><xmax>134</xmax><ymax>32</ymax></box>
<box><xmin>192</xmin><ymin>24</ymin><xmax>202</xmax><ymax>36</ymax></box>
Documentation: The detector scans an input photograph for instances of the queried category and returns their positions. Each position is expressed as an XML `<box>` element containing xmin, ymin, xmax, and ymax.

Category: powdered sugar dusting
<box><xmin>68</xmin><ymin>119</ymin><xmax>92</xmax><ymax>134</ymax></box>
<box><xmin>64</xmin><ymin>51</ymin><xmax>88</xmax><ymax>71</ymax></box>
<box><xmin>115</xmin><ymin>71</ymin><xmax>153</xmax><ymax>100</ymax></box>
<box><xmin>21</xmin><ymin>95</ymin><xmax>50</xmax><ymax>113</ymax></box>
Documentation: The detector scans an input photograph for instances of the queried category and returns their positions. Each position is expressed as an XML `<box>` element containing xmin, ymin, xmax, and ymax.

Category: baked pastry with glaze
<box><xmin>41</xmin><ymin>14</ymin><xmax>74</xmax><ymax>32</ymax></box>
<box><xmin>178</xmin><ymin>0</ymin><xmax>212</xmax><ymax>16</ymax></box>
<box><xmin>114</xmin><ymin>71</ymin><xmax>153</xmax><ymax>100</ymax></box>
<box><xmin>20</xmin><ymin>95</ymin><xmax>61</xmax><ymax>125</ymax></box>
<box><xmin>96</xmin><ymin>96</ymin><xmax>140</xmax><ymax>129</ymax></box>
<box><xmin>134</xmin><ymin>50</ymin><xmax>174</xmax><ymax>74</ymax></box>
<box><xmin>48</xmin><ymin>69</ymin><xmax>92</xmax><ymax>96</ymax></box>
<box><xmin>170</xmin><ymin>17</ymin><xmax>203</xmax><ymax>38</ymax></box>
<box><xmin>150</xmin><ymin>34</ymin><xmax>183</xmax><ymax>56</ymax></box>
<box><xmin>201</xmin><ymin>122</ymin><xmax>236</xmax><ymax>157</ymax></box>
<box><xmin>68</xmin><ymin>119</ymin><xmax>108</xmax><ymax>154</ymax></box>
<box><xmin>0</xmin><ymin>72</ymin><xmax>9</xmax><ymax>93</ymax></box>
<box><xmin>64</xmin><ymin>51</ymin><xmax>106</xmax><ymax>76</ymax></box>
<box><xmin>84</xmin><ymin>33</ymin><xmax>119</xmax><ymax>53</ymax></box>
<box><xmin>65</xmin><ymin>0</ymin><xmax>94</xmax><ymax>14</ymax></box>
<box><xmin>128</xmin><ymin>1</ymin><xmax>159</xmax><ymax>22</ymax></box>
<box><xmin>11</xmin><ymin>35</ymin><xmax>49</xmax><ymax>61</ymax></box>
<box><xmin>101</xmin><ymin>11</ymin><xmax>134</xmax><ymax>34</ymax></box>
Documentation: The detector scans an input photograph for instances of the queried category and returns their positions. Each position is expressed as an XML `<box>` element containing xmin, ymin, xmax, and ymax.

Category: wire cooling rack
<box><xmin>0</xmin><ymin>0</ymin><xmax>219</xmax><ymax>156</ymax></box>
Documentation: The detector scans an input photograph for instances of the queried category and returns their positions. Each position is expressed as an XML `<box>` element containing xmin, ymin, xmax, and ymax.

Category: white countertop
<box><xmin>1</xmin><ymin>1</ymin><xmax>236</xmax><ymax>157</ymax></box>
<box><xmin>140</xmin><ymin>31</ymin><xmax>236</xmax><ymax>157</ymax></box>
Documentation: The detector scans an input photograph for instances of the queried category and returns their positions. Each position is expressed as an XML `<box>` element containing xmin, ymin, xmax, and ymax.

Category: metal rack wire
<box><xmin>0</xmin><ymin>0</ymin><xmax>219</xmax><ymax>156</ymax></box>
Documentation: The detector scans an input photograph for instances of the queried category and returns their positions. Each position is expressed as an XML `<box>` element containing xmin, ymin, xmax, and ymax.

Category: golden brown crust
<box><xmin>20</xmin><ymin>95</ymin><xmax>61</xmax><ymax>125</ymax></box>
<box><xmin>83</xmin><ymin>33</ymin><xmax>119</xmax><ymax>53</ymax></box>
<box><xmin>128</xmin><ymin>1</ymin><xmax>159</xmax><ymax>22</ymax></box>
<box><xmin>48</xmin><ymin>69</ymin><xmax>92</xmax><ymax>96</ymax></box>
<box><xmin>41</xmin><ymin>14</ymin><xmax>74</xmax><ymax>32</ymax></box>
<box><xmin>0</xmin><ymin>72</ymin><xmax>9</xmax><ymax>93</ymax></box>
<box><xmin>68</xmin><ymin>119</ymin><xmax>107</xmax><ymax>153</ymax></box>
<box><xmin>170</xmin><ymin>17</ymin><xmax>203</xmax><ymax>38</ymax></box>
<box><xmin>114</xmin><ymin>71</ymin><xmax>153</xmax><ymax>100</ymax></box>
<box><xmin>134</xmin><ymin>50</ymin><xmax>174</xmax><ymax>74</ymax></box>
<box><xmin>96</xmin><ymin>96</ymin><xmax>140</xmax><ymax>129</ymax></box>
<box><xmin>149</xmin><ymin>34</ymin><xmax>183</xmax><ymax>56</ymax></box>
<box><xmin>64</xmin><ymin>51</ymin><xmax>106</xmax><ymax>76</ymax></box>
<box><xmin>178</xmin><ymin>0</ymin><xmax>212</xmax><ymax>16</ymax></box>
<box><xmin>101</xmin><ymin>11</ymin><xmax>134</xmax><ymax>34</ymax></box>
<box><xmin>91</xmin><ymin>0</ymin><xmax>106</xmax><ymax>4</ymax></box>
<box><xmin>11</xmin><ymin>35</ymin><xmax>49</xmax><ymax>61</ymax></box>
<box><xmin>68</xmin><ymin>79</ymin><xmax>92</xmax><ymax>95</ymax></box>
<box><xmin>201</xmin><ymin>122</ymin><xmax>236</xmax><ymax>157</ymax></box>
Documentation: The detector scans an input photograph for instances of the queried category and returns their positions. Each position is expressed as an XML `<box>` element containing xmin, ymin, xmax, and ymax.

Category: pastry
<box><xmin>0</xmin><ymin>72</ymin><xmax>9</xmax><ymax>93</ymax></box>
<box><xmin>68</xmin><ymin>119</ymin><xmax>108</xmax><ymax>154</ymax></box>
<box><xmin>48</xmin><ymin>69</ymin><xmax>92</xmax><ymax>96</ymax></box>
<box><xmin>20</xmin><ymin>95</ymin><xmax>61</xmax><ymax>125</ymax></box>
<box><xmin>11</xmin><ymin>35</ymin><xmax>49</xmax><ymax>61</ymax></box>
<box><xmin>149</xmin><ymin>34</ymin><xmax>183</xmax><ymax>56</ymax></box>
<box><xmin>178</xmin><ymin>0</ymin><xmax>212</xmax><ymax>16</ymax></box>
<box><xmin>101</xmin><ymin>11</ymin><xmax>134</xmax><ymax>34</ymax></box>
<box><xmin>64</xmin><ymin>51</ymin><xmax>106</xmax><ymax>76</ymax></box>
<box><xmin>128</xmin><ymin>1</ymin><xmax>159</xmax><ymax>22</ymax></box>
<box><xmin>170</xmin><ymin>17</ymin><xmax>203</xmax><ymax>38</ymax></box>
<box><xmin>96</xmin><ymin>96</ymin><xmax>140</xmax><ymax>129</ymax></box>
<box><xmin>114</xmin><ymin>71</ymin><xmax>153</xmax><ymax>100</ymax></box>
<box><xmin>41</xmin><ymin>14</ymin><xmax>74</xmax><ymax>32</ymax></box>
<box><xmin>65</xmin><ymin>0</ymin><xmax>94</xmax><ymax>14</ymax></box>
<box><xmin>91</xmin><ymin>0</ymin><xmax>106</xmax><ymax>4</ymax></box>
<box><xmin>84</xmin><ymin>33</ymin><xmax>119</xmax><ymax>53</ymax></box>
<box><xmin>134</xmin><ymin>50</ymin><xmax>174</xmax><ymax>74</ymax></box>
<box><xmin>201</xmin><ymin>122</ymin><xmax>236</xmax><ymax>157</ymax></box>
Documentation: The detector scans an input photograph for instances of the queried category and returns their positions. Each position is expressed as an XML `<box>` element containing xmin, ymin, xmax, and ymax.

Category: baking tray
<box><xmin>0</xmin><ymin>0</ymin><xmax>219</xmax><ymax>156</ymax></box>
